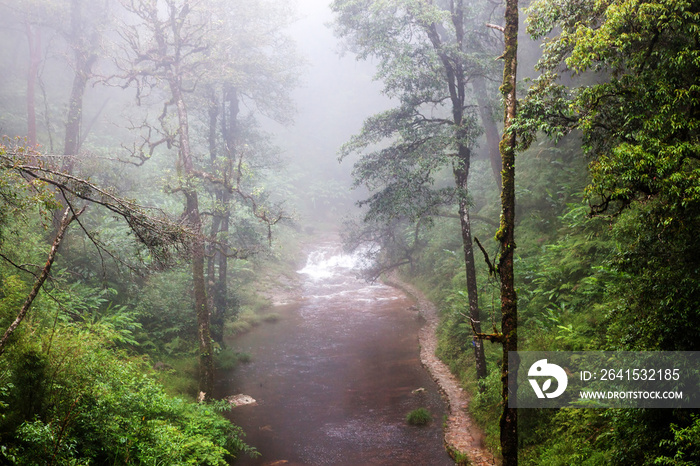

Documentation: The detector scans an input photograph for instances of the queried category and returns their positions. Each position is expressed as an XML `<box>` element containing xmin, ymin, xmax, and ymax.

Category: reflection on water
<box><xmin>217</xmin><ymin>241</ymin><xmax>453</xmax><ymax>465</ymax></box>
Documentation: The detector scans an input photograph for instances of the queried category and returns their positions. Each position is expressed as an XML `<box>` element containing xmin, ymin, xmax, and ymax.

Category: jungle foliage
<box><xmin>0</xmin><ymin>0</ymin><xmax>301</xmax><ymax>463</ymax></box>
<box><xmin>0</xmin><ymin>143</ymin><xmax>259</xmax><ymax>464</ymax></box>
<box><xmin>334</xmin><ymin>0</ymin><xmax>700</xmax><ymax>464</ymax></box>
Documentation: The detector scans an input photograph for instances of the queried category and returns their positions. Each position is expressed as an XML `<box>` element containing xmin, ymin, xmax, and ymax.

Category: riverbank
<box><xmin>384</xmin><ymin>273</ymin><xmax>498</xmax><ymax>466</ymax></box>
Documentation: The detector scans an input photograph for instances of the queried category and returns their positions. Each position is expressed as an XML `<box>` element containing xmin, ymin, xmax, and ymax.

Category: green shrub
<box><xmin>406</xmin><ymin>408</ymin><xmax>432</xmax><ymax>426</ymax></box>
<box><xmin>0</xmin><ymin>328</ymin><xmax>257</xmax><ymax>465</ymax></box>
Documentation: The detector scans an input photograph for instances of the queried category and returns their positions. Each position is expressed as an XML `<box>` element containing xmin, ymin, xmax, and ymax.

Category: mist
<box><xmin>269</xmin><ymin>0</ymin><xmax>393</xmax><ymax>224</ymax></box>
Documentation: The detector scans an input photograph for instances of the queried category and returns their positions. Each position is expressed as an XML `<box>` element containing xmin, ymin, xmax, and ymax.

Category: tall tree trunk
<box><xmin>210</xmin><ymin>85</ymin><xmax>239</xmax><ymax>341</ymax></box>
<box><xmin>427</xmin><ymin>0</ymin><xmax>488</xmax><ymax>383</ymax></box>
<box><xmin>453</xmin><ymin>147</ymin><xmax>487</xmax><ymax>383</ymax></box>
<box><xmin>207</xmin><ymin>209</ymin><xmax>222</xmax><ymax>343</ymax></box>
<box><xmin>61</xmin><ymin>0</ymin><xmax>99</xmax><ymax>181</ymax></box>
<box><xmin>215</xmin><ymin>193</ymin><xmax>229</xmax><ymax>342</ymax></box>
<box><xmin>473</xmin><ymin>77</ymin><xmax>502</xmax><ymax>190</ymax></box>
<box><xmin>25</xmin><ymin>22</ymin><xmax>41</xmax><ymax>146</ymax></box>
<box><xmin>64</xmin><ymin>0</ymin><xmax>90</xmax><ymax>160</ymax></box>
<box><xmin>498</xmin><ymin>0</ymin><xmax>519</xmax><ymax>463</ymax></box>
<box><xmin>206</xmin><ymin>87</ymin><xmax>221</xmax><ymax>318</ymax></box>
<box><xmin>205</xmin><ymin>86</ymin><xmax>232</xmax><ymax>344</ymax></box>
<box><xmin>187</xmin><ymin>191</ymin><xmax>213</xmax><ymax>400</ymax></box>
<box><xmin>169</xmin><ymin>75</ymin><xmax>213</xmax><ymax>400</ymax></box>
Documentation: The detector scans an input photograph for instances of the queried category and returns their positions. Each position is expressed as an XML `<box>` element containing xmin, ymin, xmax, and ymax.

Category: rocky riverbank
<box><xmin>384</xmin><ymin>274</ymin><xmax>498</xmax><ymax>466</ymax></box>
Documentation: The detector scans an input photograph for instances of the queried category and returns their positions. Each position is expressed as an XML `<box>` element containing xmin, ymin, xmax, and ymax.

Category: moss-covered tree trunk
<box><xmin>216</xmin><ymin>85</ymin><xmax>238</xmax><ymax>341</ymax></box>
<box><xmin>206</xmin><ymin>87</ymin><xmax>221</xmax><ymax>299</ymax></box>
<box><xmin>498</xmin><ymin>0</ymin><xmax>519</xmax><ymax>463</ymax></box>
<box><xmin>206</xmin><ymin>87</ymin><xmax>225</xmax><ymax>344</ymax></box>
<box><xmin>206</xmin><ymin>85</ymin><xmax>238</xmax><ymax>343</ymax></box>
<box><xmin>185</xmin><ymin>191</ymin><xmax>213</xmax><ymax>399</ymax></box>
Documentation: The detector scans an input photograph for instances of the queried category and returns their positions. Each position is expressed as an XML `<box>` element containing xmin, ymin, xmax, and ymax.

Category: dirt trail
<box><xmin>385</xmin><ymin>274</ymin><xmax>498</xmax><ymax>466</ymax></box>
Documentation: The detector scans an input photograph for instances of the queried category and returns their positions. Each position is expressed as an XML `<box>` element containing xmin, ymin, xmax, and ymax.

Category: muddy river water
<box><xmin>217</xmin><ymin>241</ymin><xmax>454</xmax><ymax>465</ymax></box>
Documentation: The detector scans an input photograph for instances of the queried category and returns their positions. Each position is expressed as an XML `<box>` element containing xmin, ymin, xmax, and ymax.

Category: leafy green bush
<box><xmin>0</xmin><ymin>328</ymin><xmax>256</xmax><ymax>465</ymax></box>
<box><xmin>655</xmin><ymin>415</ymin><xmax>700</xmax><ymax>466</ymax></box>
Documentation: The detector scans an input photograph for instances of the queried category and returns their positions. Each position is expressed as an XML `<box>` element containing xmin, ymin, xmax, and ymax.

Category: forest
<box><xmin>0</xmin><ymin>0</ymin><xmax>698</xmax><ymax>465</ymax></box>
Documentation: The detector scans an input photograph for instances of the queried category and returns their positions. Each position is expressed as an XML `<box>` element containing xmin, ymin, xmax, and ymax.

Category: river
<box><xmin>217</xmin><ymin>240</ymin><xmax>454</xmax><ymax>465</ymax></box>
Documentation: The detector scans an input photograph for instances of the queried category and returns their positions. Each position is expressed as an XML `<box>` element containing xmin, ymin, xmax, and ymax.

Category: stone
<box><xmin>226</xmin><ymin>394</ymin><xmax>257</xmax><ymax>407</ymax></box>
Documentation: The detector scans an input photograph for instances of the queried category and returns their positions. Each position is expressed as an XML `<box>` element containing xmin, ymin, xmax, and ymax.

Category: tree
<box><xmin>3</xmin><ymin>0</ymin><xmax>52</xmax><ymax>146</ymax></box>
<box><xmin>200</xmin><ymin>0</ymin><xmax>299</xmax><ymax>342</ymax></box>
<box><xmin>0</xmin><ymin>0</ymin><xmax>112</xmax><ymax>159</ymax></box>
<box><xmin>332</xmin><ymin>0</ymin><xmax>505</xmax><ymax>384</ymax></box>
<box><xmin>519</xmin><ymin>0</ymin><xmax>700</xmax><ymax>351</ymax></box>
<box><xmin>520</xmin><ymin>0</ymin><xmax>700</xmax><ymax>212</ymax></box>
<box><xmin>61</xmin><ymin>0</ymin><xmax>110</xmax><ymax>162</ymax></box>
<box><xmin>115</xmin><ymin>0</ymin><xmax>219</xmax><ymax>400</ymax></box>
<box><xmin>114</xmin><ymin>0</ymin><xmax>290</xmax><ymax>399</ymax></box>
<box><xmin>505</xmin><ymin>1</ymin><xmax>700</xmax><ymax>462</ymax></box>
<box><xmin>474</xmin><ymin>1</ymin><xmax>518</xmax><ymax>464</ymax></box>
<box><xmin>495</xmin><ymin>0</ymin><xmax>518</xmax><ymax>462</ymax></box>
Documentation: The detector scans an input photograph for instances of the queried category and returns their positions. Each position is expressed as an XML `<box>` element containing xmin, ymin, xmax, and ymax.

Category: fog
<box><xmin>270</xmin><ymin>0</ymin><xmax>393</xmax><ymax>223</ymax></box>
<box><xmin>0</xmin><ymin>0</ymin><xmax>394</xmax><ymax>229</ymax></box>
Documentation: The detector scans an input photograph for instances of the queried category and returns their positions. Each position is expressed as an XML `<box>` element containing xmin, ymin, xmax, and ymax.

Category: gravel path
<box><xmin>384</xmin><ymin>274</ymin><xmax>498</xmax><ymax>466</ymax></box>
